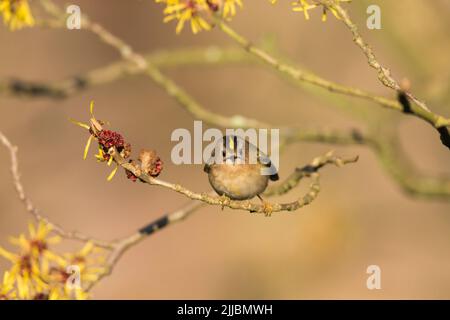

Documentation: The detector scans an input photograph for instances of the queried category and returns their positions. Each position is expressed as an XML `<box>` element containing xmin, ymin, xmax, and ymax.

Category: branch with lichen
<box><xmin>0</xmin><ymin>46</ymin><xmax>256</xmax><ymax>99</ymax></box>
<box><xmin>0</xmin><ymin>129</ymin><xmax>208</xmax><ymax>297</ymax></box>
<box><xmin>72</xmin><ymin>102</ymin><xmax>357</xmax><ymax>216</ymax></box>
<box><xmin>0</xmin><ymin>130</ymin><xmax>112</xmax><ymax>249</ymax></box>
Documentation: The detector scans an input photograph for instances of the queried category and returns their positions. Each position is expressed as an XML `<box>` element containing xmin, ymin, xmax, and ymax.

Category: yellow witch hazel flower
<box><xmin>0</xmin><ymin>221</ymin><xmax>105</xmax><ymax>300</ymax></box>
<box><xmin>0</xmin><ymin>221</ymin><xmax>64</xmax><ymax>299</ymax></box>
<box><xmin>71</xmin><ymin>101</ymin><xmax>132</xmax><ymax>182</ymax></box>
<box><xmin>0</xmin><ymin>0</ymin><xmax>35</xmax><ymax>30</ymax></box>
<box><xmin>271</xmin><ymin>0</ymin><xmax>351</xmax><ymax>21</ymax></box>
<box><xmin>221</xmin><ymin>0</ymin><xmax>242</xmax><ymax>19</ymax></box>
<box><xmin>63</xmin><ymin>242</ymin><xmax>106</xmax><ymax>284</ymax></box>
<box><xmin>156</xmin><ymin>0</ymin><xmax>211</xmax><ymax>34</ymax></box>
<box><xmin>43</xmin><ymin>241</ymin><xmax>106</xmax><ymax>300</ymax></box>
<box><xmin>155</xmin><ymin>0</ymin><xmax>243</xmax><ymax>34</ymax></box>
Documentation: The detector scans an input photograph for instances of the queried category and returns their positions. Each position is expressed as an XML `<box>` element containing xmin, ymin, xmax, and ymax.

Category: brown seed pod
<box><xmin>139</xmin><ymin>149</ymin><xmax>163</xmax><ymax>177</ymax></box>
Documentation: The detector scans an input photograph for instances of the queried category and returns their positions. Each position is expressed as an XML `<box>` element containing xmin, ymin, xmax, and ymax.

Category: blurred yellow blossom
<box><xmin>0</xmin><ymin>0</ymin><xmax>34</xmax><ymax>30</ymax></box>
<box><xmin>221</xmin><ymin>0</ymin><xmax>243</xmax><ymax>19</ymax></box>
<box><xmin>45</xmin><ymin>241</ymin><xmax>106</xmax><ymax>299</ymax></box>
<box><xmin>156</xmin><ymin>0</ymin><xmax>211</xmax><ymax>34</ymax></box>
<box><xmin>0</xmin><ymin>221</ymin><xmax>63</xmax><ymax>299</ymax></box>
<box><xmin>156</xmin><ymin>0</ymin><xmax>352</xmax><ymax>34</ymax></box>
<box><xmin>271</xmin><ymin>0</ymin><xmax>351</xmax><ymax>21</ymax></box>
<box><xmin>0</xmin><ymin>221</ymin><xmax>107</xmax><ymax>300</ymax></box>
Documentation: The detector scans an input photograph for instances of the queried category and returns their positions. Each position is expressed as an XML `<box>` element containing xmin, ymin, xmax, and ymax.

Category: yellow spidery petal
<box><xmin>16</xmin><ymin>275</ymin><xmax>30</xmax><ymax>299</ymax></box>
<box><xmin>43</xmin><ymin>250</ymin><xmax>67</xmax><ymax>265</ymax></box>
<box><xmin>79</xmin><ymin>242</ymin><xmax>95</xmax><ymax>256</ymax></box>
<box><xmin>12</xmin><ymin>234</ymin><xmax>28</xmax><ymax>250</ymax></box>
<box><xmin>95</xmin><ymin>146</ymin><xmax>105</xmax><ymax>162</ymax></box>
<box><xmin>47</xmin><ymin>235</ymin><xmax>62</xmax><ymax>245</ymax></box>
<box><xmin>69</xmin><ymin>118</ymin><xmax>90</xmax><ymax>130</ymax></box>
<box><xmin>75</xmin><ymin>287</ymin><xmax>89</xmax><ymax>300</ymax></box>
<box><xmin>197</xmin><ymin>17</ymin><xmax>211</xmax><ymax>31</ymax></box>
<box><xmin>329</xmin><ymin>7</ymin><xmax>341</xmax><ymax>20</ymax></box>
<box><xmin>0</xmin><ymin>246</ymin><xmax>17</xmax><ymax>262</ymax></box>
<box><xmin>83</xmin><ymin>135</ymin><xmax>94</xmax><ymax>160</ymax></box>
<box><xmin>90</xmin><ymin>100</ymin><xmax>95</xmax><ymax>116</ymax></box>
<box><xmin>107</xmin><ymin>155</ymin><xmax>113</xmax><ymax>166</ymax></box>
<box><xmin>322</xmin><ymin>9</ymin><xmax>327</xmax><ymax>21</ymax></box>
<box><xmin>36</xmin><ymin>220</ymin><xmax>51</xmax><ymax>239</ymax></box>
<box><xmin>191</xmin><ymin>17</ymin><xmax>199</xmax><ymax>34</ymax></box>
<box><xmin>107</xmin><ymin>165</ymin><xmax>119</xmax><ymax>181</ymax></box>
<box><xmin>27</xmin><ymin>222</ymin><xmax>36</xmax><ymax>238</ymax></box>
<box><xmin>48</xmin><ymin>290</ymin><xmax>60</xmax><ymax>300</ymax></box>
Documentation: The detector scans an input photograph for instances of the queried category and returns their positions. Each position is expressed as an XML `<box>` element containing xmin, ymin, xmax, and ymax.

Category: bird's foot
<box><xmin>218</xmin><ymin>194</ymin><xmax>231</xmax><ymax>210</ymax></box>
<box><xmin>257</xmin><ymin>195</ymin><xmax>273</xmax><ymax>217</ymax></box>
<box><xmin>261</xmin><ymin>201</ymin><xmax>273</xmax><ymax>217</ymax></box>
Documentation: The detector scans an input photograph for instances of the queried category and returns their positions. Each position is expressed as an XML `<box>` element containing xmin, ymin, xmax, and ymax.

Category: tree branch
<box><xmin>108</xmin><ymin>144</ymin><xmax>356</xmax><ymax>215</ymax></box>
<box><xmin>215</xmin><ymin>15</ymin><xmax>450</xmax><ymax>141</ymax></box>
<box><xmin>0</xmin><ymin>129</ymin><xmax>207</xmax><ymax>292</ymax></box>
<box><xmin>0</xmin><ymin>47</ymin><xmax>254</xmax><ymax>99</ymax></box>
<box><xmin>0</xmin><ymin>130</ymin><xmax>112</xmax><ymax>248</ymax></box>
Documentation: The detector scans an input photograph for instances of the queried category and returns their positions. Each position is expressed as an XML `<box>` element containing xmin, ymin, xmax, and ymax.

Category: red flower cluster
<box><xmin>97</xmin><ymin>130</ymin><xmax>125</xmax><ymax>149</ymax></box>
<box><xmin>96</xmin><ymin>129</ymin><xmax>131</xmax><ymax>162</ymax></box>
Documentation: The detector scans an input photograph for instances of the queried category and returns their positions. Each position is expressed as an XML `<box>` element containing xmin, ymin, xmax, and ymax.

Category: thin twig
<box><xmin>85</xmin><ymin>200</ymin><xmax>206</xmax><ymax>291</ymax></box>
<box><xmin>326</xmin><ymin>1</ymin><xmax>449</xmax><ymax>129</ymax></box>
<box><xmin>0</xmin><ymin>130</ymin><xmax>112</xmax><ymax>248</ymax></box>
<box><xmin>0</xmin><ymin>128</ymin><xmax>207</xmax><ymax>291</ymax></box>
<box><xmin>215</xmin><ymin>16</ymin><xmax>450</xmax><ymax>133</ymax></box>
<box><xmin>0</xmin><ymin>46</ymin><xmax>255</xmax><ymax>99</ymax></box>
<box><xmin>38</xmin><ymin>0</ymin><xmax>269</xmax><ymax>129</ymax></box>
<box><xmin>105</xmin><ymin>142</ymin><xmax>356</xmax><ymax>214</ymax></box>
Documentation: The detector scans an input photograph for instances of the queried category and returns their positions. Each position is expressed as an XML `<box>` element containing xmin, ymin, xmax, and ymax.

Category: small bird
<box><xmin>204</xmin><ymin>135</ymin><xmax>279</xmax><ymax>202</ymax></box>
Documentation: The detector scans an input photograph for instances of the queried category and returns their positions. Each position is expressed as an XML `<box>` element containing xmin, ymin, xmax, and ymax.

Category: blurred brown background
<box><xmin>0</xmin><ymin>0</ymin><xmax>449</xmax><ymax>299</ymax></box>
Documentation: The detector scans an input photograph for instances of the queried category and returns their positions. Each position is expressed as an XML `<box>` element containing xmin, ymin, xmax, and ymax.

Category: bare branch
<box><xmin>0</xmin><ymin>47</ymin><xmax>254</xmax><ymax>99</ymax></box>
<box><xmin>215</xmin><ymin>15</ymin><xmax>450</xmax><ymax>139</ymax></box>
<box><xmin>85</xmin><ymin>200</ymin><xmax>206</xmax><ymax>291</ymax></box>
<box><xmin>0</xmin><ymin>130</ymin><xmax>112</xmax><ymax>248</ymax></box>
<box><xmin>109</xmin><ymin>146</ymin><xmax>356</xmax><ymax>215</ymax></box>
<box><xmin>0</xmin><ymin>128</ymin><xmax>207</xmax><ymax>292</ymax></box>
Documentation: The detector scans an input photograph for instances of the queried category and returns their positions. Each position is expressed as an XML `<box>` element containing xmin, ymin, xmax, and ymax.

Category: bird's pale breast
<box><xmin>208</xmin><ymin>163</ymin><xmax>269</xmax><ymax>200</ymax></box>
